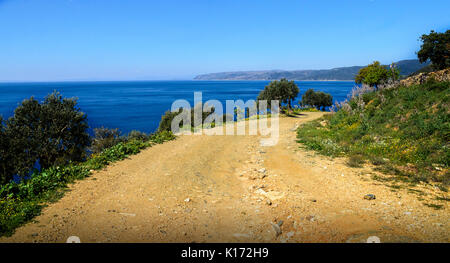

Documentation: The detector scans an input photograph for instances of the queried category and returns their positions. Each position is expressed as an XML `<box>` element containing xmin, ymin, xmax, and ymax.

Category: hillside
<box><xmin>297</xmin><ymin>69</ymin><xmax>450</xmax><ymax>190</ymax></box>
<box><xmin>194</xmin><ymin>59</ymin><xmax>430</xmax><ymax>80</ymax></box>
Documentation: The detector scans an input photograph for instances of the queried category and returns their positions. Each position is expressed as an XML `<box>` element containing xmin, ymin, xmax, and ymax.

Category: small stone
<box><xmin>286</xmin><ymin>231</ymin><xmax>294</xmax><ymax>239</ymax></box>
<box><xmin>310</xmin><ymin>199</ymin><xmax>317</xmax><ymax>202</ymax></box>
<box><xmin>233</xmin><ymin>233</ymin><xmax>250</xmax><ymax>238</ymax></box>
<box><xmin>266</xmin><ymin>199</ymin><xmax>272</xmax><ymax>205</ymax></box>
<box><xmin>119</xmin><ymin>212</ymin><xmax>136</xmax><ymax>217</ymax></box>
<box><xmin>271</xmin><ymin>223</ymin><xmax>282</xmax><ymax>237</ymax></box>
<box><xmin>364</xmin><ymin>194</ymin><xmax>376</xmax><ymax>200</ymax></box>
<box><xmin>255</xmin><ymin>188</ymin><xmax>267</xmax><ymax>195</ymax></box>
<box><xmin>258</xmin><ymin>168</ymin><xmax>266</xmax><ymax>173</ymax></box>
<box><xmin>277</xmin><ymin>220</ymin><xmax>284</xmax><ymax>227</ymax></box>
<box><xmin>306</xmin><ymin>215</ymin><xmax>315</xmax><ymax>222</ymax></box>
<box><xmin>184</xmin><ymin>198</ymin><xmax>190</xmax><ymax>202</ymax></box>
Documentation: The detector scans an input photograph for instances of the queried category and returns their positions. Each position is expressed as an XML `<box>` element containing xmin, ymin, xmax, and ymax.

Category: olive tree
<box><xmin>257</xmin><ymin>78</ymin><xmax>299</xmax><ymax>111</ymax></box>
<box><xmin>417</xmin><ymin>30</ymin><xmax>450</xmax><ymax>70</ymax></box>
<box><xmin>5</xmin><ymin>92</ymin><xmax>90</xmax><ymax>178</ymax></box>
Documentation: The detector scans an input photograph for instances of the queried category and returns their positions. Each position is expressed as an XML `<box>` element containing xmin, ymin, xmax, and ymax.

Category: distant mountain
<box><xmin>194</xmin><ymin>59</ymin><xmax>430</xmax><ymax>81</ymax></box>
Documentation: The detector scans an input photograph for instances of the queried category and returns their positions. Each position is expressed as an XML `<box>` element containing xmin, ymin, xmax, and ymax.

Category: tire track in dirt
<box><xmin>1</xmin><ymin>112</ymin><xmax>448</xmax><ymax>243</ymax></box>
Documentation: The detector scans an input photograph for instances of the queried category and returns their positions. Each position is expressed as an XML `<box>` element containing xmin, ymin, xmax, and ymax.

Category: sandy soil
<box><xmin>1</xmin><ymin>112</ymin><xmax>449</xmax><ymax>243</ymax></box>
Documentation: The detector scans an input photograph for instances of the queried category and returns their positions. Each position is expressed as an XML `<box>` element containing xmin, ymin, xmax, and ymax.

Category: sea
<box><xmin>0</xmin><ymin>81</ymin><xmax>355</xmax><ymax>134</ymax></box>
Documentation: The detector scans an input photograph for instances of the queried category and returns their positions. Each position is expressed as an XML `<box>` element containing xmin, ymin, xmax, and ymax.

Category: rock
<box><xmin>233</xmin><ymin>233</ymin><xmax>250</xmax><ymax>238</ymax></box>
<box><xmin>310</xmin><ymin>199</ymin><xmax>317</xmax><ymax>202</ymax></box>
<box><xmin>258</xmin><ymin>168</ymin><xmax>266</xmax><ymax>173</ymax></box>
<box><xmin>286</xmin><ymin>231</ymin><xmax>295</xmax><ymax>239</ymax></box>
<box><xmin>404</xmin><ymin>211</ymin><xmax>412</xmax><ymax>215</ymax></box>
<box><xmin>255</xmin><ymin>188</ymin><xmax>267</xmax><ymax>195</ymax></box>
<box><xmin>271</xmin><ymin>223</ymin><xmax>282</xmax><ymax>237</ymax></box>
<box><xmin>364</xmin><ymin>194</ymin><xmax>376</xmax><ymax>200</ymax></box>
<box><xmin>306</xmin><ymin>215</ymin><xmax>315</xmax><ymax>222</ymax></box>
<box><xmin>266</xmin><ymin>199</ymin><xmax>272</xmax><ymax>205</ymax></box>
<box><xmin>119</xmin><ymin>212</ymin><xmax>136</xmax><ymax>217</ymax></box>
<box><xmin>184</xmin><ymin>198</ymin><xmax>191</xmax><ymax>202</ymax></box>
<box><xmin>277</xmin><ymin>220</ymin><xmax>284</xmax><ymax>227</ymax></box>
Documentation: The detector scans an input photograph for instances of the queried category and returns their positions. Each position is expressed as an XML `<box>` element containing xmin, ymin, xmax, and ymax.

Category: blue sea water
<box><xmin>0</xmin><ymin>81</ymin><xmax>355</xmax><ymax>134</ymax></box>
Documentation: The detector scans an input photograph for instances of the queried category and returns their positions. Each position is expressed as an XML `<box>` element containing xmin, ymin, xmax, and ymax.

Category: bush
<box><xmin>257</xmin><ymin>78</ymin><xmax>299</xmax><ymax>110</ymax></box>
<box><xmin>157</xmin><ymin>104</ymin><xmax>217</xmax><ymax>132</ymax></box>
<box><xmin>3</xmin><ymin>92</ymin><xmax>90</xmax><ymax>181</ymax></box>
<box><xmin>0</xmin><ymin>130</ymin><xmax>176</xmax><ymax>236</ymax></box>
<box><xmin>126</xmin><ymin>130</ymin><xmax>149</xmax><ymax>141</ymax></box>
<box><xmin>158</xmin><ymin>110</ymin><xmax>183</xmax><ymax>132</ymax></box>
<box><xmin>301</xmin><ymin>89</ymin><xmax>333</xmax><ymax>110</ymax></box>
<box><xmin>297</xmin><ymin>80</ymin><xmax>450</xmax><ymax>186</ymax></box>
<box><xmin>0</xmin><ymin>117</ymin><xmax>13</xmax><ymax>185</ymax></box>
<box><xmin>91</xmin><ymin>127</ymin><xmax>123</xmax><ymax>154</ymax></box>
<box><xmin>347</xmin><ymin>155</ymin><xmax>365</xmax><ymax>168</ymax></box>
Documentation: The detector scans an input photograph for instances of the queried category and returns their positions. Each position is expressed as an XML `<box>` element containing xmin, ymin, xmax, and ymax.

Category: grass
<box><xmin>347</xmin><ymin>154</ymin><xmax>365</xmax><ymax>168</ymax></box>
<box><xmin>0</xmin><ymin>131</ymin><xmax>175</xmax><ymax>237</ymax></box>
<box><xmin>296</xmin><ymin>80</ymin><xmax>450</xmax><ymax>189</ymax></box>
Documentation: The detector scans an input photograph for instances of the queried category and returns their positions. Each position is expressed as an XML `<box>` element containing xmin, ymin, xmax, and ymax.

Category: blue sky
<box><xmin>0</xmin><ymin>0</ymin><xmax>448</xmax><ymax>81</ymax></box>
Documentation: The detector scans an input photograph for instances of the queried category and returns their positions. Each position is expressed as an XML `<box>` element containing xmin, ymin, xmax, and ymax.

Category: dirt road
<box><xmin>2</xmin><ymin>112</ymin><xmax>448</xmax><ymax>243</ymax></box>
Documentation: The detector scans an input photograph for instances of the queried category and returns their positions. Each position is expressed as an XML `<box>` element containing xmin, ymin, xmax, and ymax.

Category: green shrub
<box><xmin>300</xmin><ymin>89</ymin><xmax>333</xmax><ymax>110</ymax></box>
<box><xmin>297</xmin><ymin>80</ymin><xmax>450</xmax><ymax>186</ymax></box>
<box><xmin>347</xmin><ymin>155</ymin><xmax>365</xmax><ymax>168</ymax></box>
<box><xmin>0</xmin><ymin>131</ymin><xmax>176</xmax><ymax>236</ymax></box>
<box><xmin>3</xmin><ymin>92</ymin><xmax>90</xmax><ymax>181</ymax></box>
<box><xmin>91</xmin><ymin>127</ymin><xmax>123</xmax><ymax>154</ymax></box>
<box><xmin>126</xmin><ymin>130</ymin><xmax>149</xmax><ymax>141</ymax></box>
<box><xmin>0</xmin><ymin>117</ymin><xmax>14</xmax><ymax>185</ymax></box>
<box><xmin>157</xmin><ymin>105</ymin><xmax>218</xmax><ymax>132</ymax></box>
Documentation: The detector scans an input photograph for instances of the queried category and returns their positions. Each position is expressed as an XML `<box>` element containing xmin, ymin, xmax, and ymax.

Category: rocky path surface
<box><xmin>2</xmin><ymin>112</ymin><xmax>448</xmax><ymax>243</ymax></box>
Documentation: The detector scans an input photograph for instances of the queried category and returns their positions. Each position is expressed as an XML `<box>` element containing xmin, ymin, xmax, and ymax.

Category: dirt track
<box><xmin>1</xmin><ymin>112</ymin><xmax>449</xmax><ymax>243</ymax></box>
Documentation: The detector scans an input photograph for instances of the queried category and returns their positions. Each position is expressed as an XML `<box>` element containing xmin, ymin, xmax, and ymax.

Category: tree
<box><xmin>5</xmin><ymin>92</ymin><xmax>90</xmax><ymax>178</ymax></box>
<box><xmin>91</xmin><ymin>127</ymin><xmax>123</xmax><ymax>154</ymax></box>
<box><xmin>355</xmin><ymin>61</ymin><xmax>399</xmax><ymax>89</ymax></box>
<box><xmin>0</xmin><ymin>117</ymin><xmax>14</xmax><ymax>185</ymax></box>
<box><xmin>417</xmin><ymin>30</ymin><xmax>450</xmax><ymax>70</ymax></box>
<box><xmin>301</xmin><ymin>89</ymin><xmax>333</xmax><ymax>111</ymax></box>
<box><xmin>257</xmin><ymin>78</ymin><xmax>299</xmax><ymax>111</ymax></box>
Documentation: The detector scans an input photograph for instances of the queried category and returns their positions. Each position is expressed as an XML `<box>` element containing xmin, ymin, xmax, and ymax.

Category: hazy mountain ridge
<box><xmin>194</xmin><ymin>59</ymin><xmax>429</xmax><ymax>80</ymax></box>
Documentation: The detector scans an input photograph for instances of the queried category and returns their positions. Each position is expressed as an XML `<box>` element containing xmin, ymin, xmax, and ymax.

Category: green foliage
<box><xmin>158</xmin><ymin>110</ymin><xmax>182</xmax><ymax>132</ymax></box>
<box><xmin>300</xmin><ymin>89</ymin><xmax>333</xmax><ymax>110</ymax></box>
<box><xmin>0</xmin><ymin>117</ymin><xmax>13</xmax><ymax>185</ymax></box>
<box><xmin>157</xmin><ymin>104</ymin><xmax>219</xmax><ymax>132</ymax></box>
<box><xmin>297</xmin><ymin>80</ymin><xmax>450</xmax><ymax>186</ymax></box>
<box><xmin>0</xmin><ymin>130</ymin><xmax>175</xmax><ymax>236</ymax></box>
<box><xmin>417</xmin><ymin>30</ymin><xmax>450</xmax><ymax>70</ymax></box>
<box><xmin>2</xmin><ymin>92</ymin><xmax>90</xmax><ymax>181</ymax></box>
<box><xmin>90</xmin><ymin>127</ymin><xmax>123</xmax><ymax>154</ymax></box>
<box><xmin>127</xmin><ymin>130</ymin><xmax>150</xmax><ymax>141</ymax></box>
<box><xmin>257</xmin><ymin>78</ymin><xmax>299</xmax><ymax>110</ymax></box>
<box><xmin>355</xmin><ymin>61</ymin><xmax>400</xmax><ymax>88</ymax></box>
<box><xmin>347</xmin><ymin>154</ymin><xmax>365</xmax><ymax>168</ymax></box>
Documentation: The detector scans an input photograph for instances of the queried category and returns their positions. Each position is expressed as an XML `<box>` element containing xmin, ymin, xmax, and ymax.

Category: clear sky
<box><xmin>0</xmin><ymin>0</ymin><xmax>449</xmax><ymax>81</ymax></box>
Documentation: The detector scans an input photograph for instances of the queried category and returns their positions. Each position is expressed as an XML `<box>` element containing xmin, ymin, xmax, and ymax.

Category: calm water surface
<box><xmin>0</xmin><ymin>81</ymin><xmax>355</xmax><ymax>133</ymax></box>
